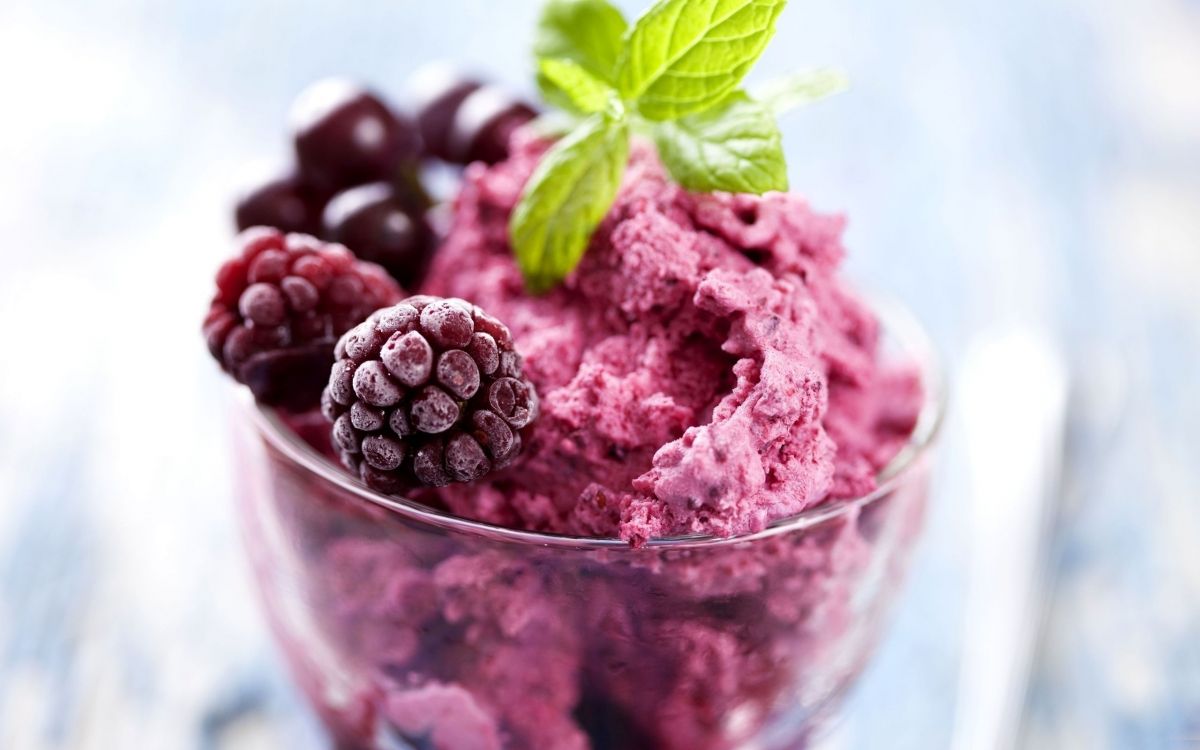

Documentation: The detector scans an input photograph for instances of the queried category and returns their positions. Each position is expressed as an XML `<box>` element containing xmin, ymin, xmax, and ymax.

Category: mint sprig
<box><xmin>533</xmin><ymin>0</ymin><xmax>628</xmax><ymax>82</ymax></box>
<box><xmin>616</xmin><ymin>0</ymin><xmax>787</xmax><ymax>120</ymax></box>
<box><xmin>512</xmin><ymin>0</ymin><xmax>844</xmax><ymax>292</ymax></box>
<box><xmin>538</xmin><ymin>58</ymin><xmax>614</xmax><ymax>115</ymax></box>
<box><xmin>651</xmin><ymin>92</ymin><xmax>787</xmax><ymax>194</ymax></box>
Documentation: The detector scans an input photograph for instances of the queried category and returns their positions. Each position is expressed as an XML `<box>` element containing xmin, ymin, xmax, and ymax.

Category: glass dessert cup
<box><xmin>232</xmin><ymin>301</ymin><xmax>943</xmax><ymax>750</ymax></box>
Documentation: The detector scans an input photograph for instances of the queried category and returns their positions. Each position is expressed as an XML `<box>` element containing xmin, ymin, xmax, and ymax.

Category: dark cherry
<box><xmin>291</xmin><ymin>79</ymin><xmax>421</xmax><ymax>191</ymax></box>
<box><xmin>407</xmin><ymin>63</ymin><xmax>484</xmax><ymax>162</ymax></box>
<box><xmin>447</xmin><ymin>85</ymin><xmax>537</xmax><ymax>165</ymax></box>
<box><xmin>234</xmin><ymin>174</ymin><xmax>326</xmax><ymax>235</ymax></box>
<box><xmin>324</xmin><ymin>182</ymin><xmax>434</xmax><ymax>289</ymax></box>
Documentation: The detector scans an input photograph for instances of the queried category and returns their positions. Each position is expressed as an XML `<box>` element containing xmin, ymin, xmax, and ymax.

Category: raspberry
<box><xmin>204</xmin><ymin>228</ymin><xmax>402</xmax><ymax>409</ymax></box>
<box><xmin>291</xmin><ymin>79</ymin><xmax>421</xmax><ymax>191</ymax></box>
<box><xmin>322</xmin><ymin>296</ymin><xmax>537</xmax><ymax>491</ymax></box>
<box><xmin>323</xmin><ymin>182</ymin><xmax>435</xmax><ymax>289</ymax></box>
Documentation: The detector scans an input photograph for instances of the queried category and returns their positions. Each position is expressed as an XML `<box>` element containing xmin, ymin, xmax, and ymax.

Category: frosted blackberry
<box><xmin>203</xmin><ymin>228</ymin><xmax>402</xmax><ymax>409</ymax></box>
<box><xmin>322</xmin><ymin>296</ymin><xmax>537</xmax><ymax>491</ymax></box>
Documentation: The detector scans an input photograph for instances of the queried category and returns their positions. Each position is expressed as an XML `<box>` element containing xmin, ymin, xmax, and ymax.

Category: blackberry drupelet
<box><xmin>203</xmin><ymin>228</ymin><xmax>402</xmax><ymax>409</ymax></box>
<box><xmin>322</xmin><ymin>296</ymin><xmax>538</xmax><ymax>491</ymax></box>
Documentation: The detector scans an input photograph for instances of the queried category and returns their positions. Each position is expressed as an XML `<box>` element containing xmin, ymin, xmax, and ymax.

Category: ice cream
<box><xmin>239</xmin><ymin>126</ymin><xmax>931</xmax><ymax>750</ymax></box>
<box><xmin>212</xmin><ymin>3</ymin><xmax>936</xmax><ymax>742</ymax></box>
<box><xmin>424</xmin><ymin>131</ymin><xmax>920</xmax><ymax>543</ymax></box>
<box><xmin>242</xmin><ymin>410</ymin><xmax>931</xmax><ymax>750</ymax></box>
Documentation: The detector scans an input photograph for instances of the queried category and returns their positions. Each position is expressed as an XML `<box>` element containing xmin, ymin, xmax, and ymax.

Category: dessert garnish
<box><xmin>290</xmin><ymin>79</ymin><xmax>423</xmax><ymax>192</ymax></box>
<box><xmin>235</xmin><ymin>79</ymin><xmax>437</xmax><ymax>287</ymax></box>
<box><xmin>209</xmin><ymin>71</ymin><xmax>543</xmax><ymax>475</ymax></box>
<box><xmin>407</xmin><ymin>63</ymin><xmax>540</xmax><ymax>166</ymax></box>
<box><xmin>322</xmin><ymin>181</ymin><xmax>433</xmax><ymax>289</ymax></box>
<box><xmin>322</xmin><ymin>296</ymin><xmax>538</xmax><ymax>491</ymax></box>
<box><xmin>203</xmin><ymin>228</ymin><xmax>402</xmax><ymax>409</ymax></box>
<box><xmin>235</xmin><ymin>74</ymin><xmax>538</xmax><ymax>289</ymax></box>
<box><xmin>511</xmin><ymin>0</ymin><xmax>846</xmax><ymax>292</ymax></box>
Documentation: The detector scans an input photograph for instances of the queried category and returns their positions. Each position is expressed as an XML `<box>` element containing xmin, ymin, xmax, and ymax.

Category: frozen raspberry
<box><xmin>234</xmin><ymin>173</ymin><xmax>328</xmax><ymax>236</ymax></box>
<box><xmin>322</xmin><ymin>296</ymin><xmax>538</xmax><ymax>491</ymax></box>
<box><xmin>291</xmin><ymin>79</ymin><xmax>421</xmax><ymax>191</ymax></box>
<box><xmin>203</xmin><ymin>228</ymin><xmax>403</xmax><ymax>409</ymax></box>
<box><xmin>323</xmin><ymin>182</ymin><xmax>435</xmax><ymax>289</ymax></box>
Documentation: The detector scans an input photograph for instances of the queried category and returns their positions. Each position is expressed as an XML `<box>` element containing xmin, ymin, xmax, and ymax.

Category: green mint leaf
<box><xmin>651</xmin><ymin>92</ymin><xmax>787</xmax><ymax>194</ymax></box>
<box><xmin>538</xmin><ymin>58</ymin><xmax>615</xmax><ymax>115</ymax></box>
<box><xmin>753</xmin><ymin>68</ymin><xmax>848</xmax><ymax>115</ymax></box>
<box><xmin>616</xmin><ymin>0</ymin><xmax>787</xmax><ymax>121</ymax></box>
<box><xmin>510</xmin><ymin>114</ymin><xmax>630</xmax><ymax>293</ymax></box>
<box><xmin>534</xmin><ymin>0</ymin><xmax>628</xmax><ymax>83</ymax></box>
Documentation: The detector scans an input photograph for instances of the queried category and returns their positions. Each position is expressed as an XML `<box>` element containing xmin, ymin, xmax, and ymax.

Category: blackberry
<box><xmin>323</xmin><ymin>182</ymin><xmax>435</xmax><ymax>289</ymax></box>
<box><xmin>291</xmin><ymin>78</ymin><xmax>421</xmax><ymax>191</ymax></box>
<box><xmin>234</xmin><ymin>173</ymin><xmax>328</xmax><ymax>235</ymax></box>
<box><xmin>203</xmin><ymin>228</ymin><xmax>402</xmax><ymax>409</ymax></box>
<box><xmin>322</xmin><ymin>296</ymin><xmax>538</xmax><ymax>491</ymax></box>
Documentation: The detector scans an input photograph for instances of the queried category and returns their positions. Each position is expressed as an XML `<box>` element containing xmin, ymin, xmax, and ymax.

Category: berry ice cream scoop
<box><xmin>203</xmin><ymin>228</ymin><xmax>402</xmax><ymax>410</ymax></box>
<box><xmin>214</xmin><ymin>0</ymin><xmax>940</xmax><ymax>745</ymax></box>
<box><xmin>322</xmin><ymin>296</ymin><xmax>538</xmax><ymax>492</ymax></box>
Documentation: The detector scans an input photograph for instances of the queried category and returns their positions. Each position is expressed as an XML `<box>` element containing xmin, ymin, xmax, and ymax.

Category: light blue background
<box><xmin>0</xmin><ymin>1</ymin><xmax>1197</xmax><ymax>747</ymax></box>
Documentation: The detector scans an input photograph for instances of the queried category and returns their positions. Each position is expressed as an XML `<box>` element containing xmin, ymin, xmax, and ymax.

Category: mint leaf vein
<box><xmin>510</xmin><ymin>114</ymin><xmax>630</xmax><ymax>292</ymax></box>
<box><xmin>616</xmin><ymin>0</ymin><xmax>788</xmax><ymax>121</ymax></box>
<box><xmin>535</xmin><ymin>0</ymin><xmax>629</xmax><ymax>83</ymax></box>
<box><xmin>652</xmin><ymin>92</ymin><xmax>787</xmax><ymax>194</ymax></box>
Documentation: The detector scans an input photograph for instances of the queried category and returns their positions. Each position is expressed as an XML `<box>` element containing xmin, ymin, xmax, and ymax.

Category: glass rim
<box><xmin>249</xmin><ymin>296</ymin><xmax>945</xmax><ymax>551</ymax></box>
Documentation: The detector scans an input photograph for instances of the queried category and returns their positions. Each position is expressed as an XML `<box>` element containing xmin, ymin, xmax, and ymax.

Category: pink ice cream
<box><xmin>425</xmin><ymin>131</ymin><xmax>919</xmax><ymax>543</ymax></box>
<box><xmin>242</xmin><ymin>129</ymin><xmax>932</xmax><ymax>750</ymax></box>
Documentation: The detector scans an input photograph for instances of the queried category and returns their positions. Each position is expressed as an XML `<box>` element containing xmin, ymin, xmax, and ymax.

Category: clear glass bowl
<box><xmin>232</xmin><ymin>302</ymin><xmax>943</xmax><ymax>750</ymax></box>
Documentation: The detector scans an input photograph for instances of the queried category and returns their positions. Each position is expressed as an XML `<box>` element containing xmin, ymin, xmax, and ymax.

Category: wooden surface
<box><xmin>0</xmin><ymin>0</ymin><xmax>1198</xmax><ymax>748</ymax></box>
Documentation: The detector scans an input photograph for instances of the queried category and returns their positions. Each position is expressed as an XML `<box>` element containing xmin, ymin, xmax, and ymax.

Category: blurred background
<box><xmin>0</xmin><ymin>0</ymin><xmax>1197</xmax><ymax>748</ymax></box>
